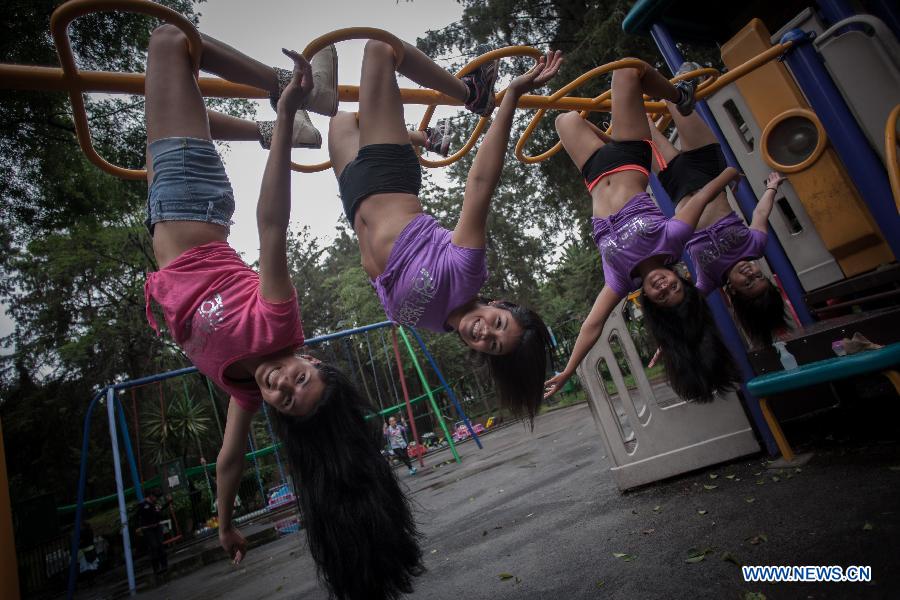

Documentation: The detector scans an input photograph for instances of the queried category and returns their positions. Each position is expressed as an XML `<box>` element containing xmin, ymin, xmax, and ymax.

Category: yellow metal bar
<box><xmin>0</xmin><ymin>63</ymin><xmax>612</xmax><ymax>111</ymax></box>
<box><xmin>883</xmin><ymin>369</ymin><xmax>900</xmax><ymax>395</ymax></box>
<box><xmin>758</xmin><ymin>397</ymin><xmax>795</xmax><ymax>461</ymax></box>
<box><xmin>886</xmin><ymin>104</ymin><xmax>900</xmax><ymax>213</ymax></box>
<box><xmin>0</xmin><ymin>0</ymin><xmax>795</xmax><ymax>179</ymax></box>
<box><xmin>0</xmin><ymin>417</ymin><xmax>21</xmax><ymax>600</ymax></box>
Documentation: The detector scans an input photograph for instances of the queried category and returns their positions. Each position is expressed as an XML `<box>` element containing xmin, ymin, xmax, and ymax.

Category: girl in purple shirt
<box><xmin>544</xmin><ymin>59</ymin><xmax>741</xmax><ymax>402</ymax></box>
<box><xmin>328</xmin><ymin>39</ymin><xmax>562</xmax><ymax>424</ymax></box>
<box><xmin>646</xmin><ymin>94</ymin><xmax>790</xmax><ymax>346</ymax></box>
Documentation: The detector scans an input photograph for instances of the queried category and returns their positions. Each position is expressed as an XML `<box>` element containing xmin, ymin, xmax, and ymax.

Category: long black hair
<box><xmin>729</xmin><ymin>280</ymin><xmax>788</xmax><ymax>347</ymax></box>
<box><xmin>473</xmin><ymin>299</ymin><xmax>553</xmax><ymax>428</ymax></box>
<box><xmin>641</xmin><ymin>275</ymin><xmax>741</xmax><ymax>402</ymax></box>
<box><xmin>271</xmin><ymin>363</ymin><xmax>424</xmax><ymax>600</ymax></box>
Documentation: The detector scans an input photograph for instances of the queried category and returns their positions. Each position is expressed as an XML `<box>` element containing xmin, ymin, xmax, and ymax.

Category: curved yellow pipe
<box><xmin>886</xmin><ymin>104</ymin><xmax>900</xmax><ymax>213</ymax></box>
<box><xmin>50</xmin><ymin>0</ymin><xmax>202</xmax><ymax>180</ymax></box>
<box><xmin>16</xmin><ymin>0</ymin><xmax>796</xmax><ymax>179</ymax></box>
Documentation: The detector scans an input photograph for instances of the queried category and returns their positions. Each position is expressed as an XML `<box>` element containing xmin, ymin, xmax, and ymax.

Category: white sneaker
<box><xmin>269</xmin><ymin>45</ymin><xmax>338</xmax><ymax>117</ymax></box>
<box><xmin>257</xmin><ymin>110</ymin><xmax>322</xmax><ymax>149</ymax></box>
<box><xmin>304</xmin><ymin>44</ymin><xmax>338</xmax><ymax>117</ymax></box>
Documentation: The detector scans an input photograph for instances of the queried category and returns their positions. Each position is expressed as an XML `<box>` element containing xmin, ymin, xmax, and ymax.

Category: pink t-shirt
<box><xmin>144</xmin><ymin>242</ymin><xmax>305</xmax><ymax>412</ymax></box>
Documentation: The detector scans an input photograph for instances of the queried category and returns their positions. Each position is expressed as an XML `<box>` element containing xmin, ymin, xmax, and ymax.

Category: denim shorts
<box><xmin>145</xmin><ymin>137</ymin><xmax>235</xmax><ymax>234</ymax></box>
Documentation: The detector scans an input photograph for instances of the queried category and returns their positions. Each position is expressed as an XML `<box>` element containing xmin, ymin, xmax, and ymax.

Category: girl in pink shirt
<box><xmin>544</xmin><ymin>59</ymin><xmax>741</xmax><ymax>403</ymax></box>
<box><xmin>142</xmin><ymin>27</ymin><xmax>420</xmax><ymax>600</ymax></box>
<box><xmin>327</xmin><ymin>39</ymin><xmax>562</xmax><ymax>425</ymax></box>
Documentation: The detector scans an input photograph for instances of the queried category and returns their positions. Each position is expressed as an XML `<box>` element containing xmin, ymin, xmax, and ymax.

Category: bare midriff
<box><xmin>590</xmin><ymin>170</ymin><xmax>651</xmax><ymax>219</ymax></box>
<box><xmin>678</xmin><ymin>189</ymin><xmax>731</xmax><ymax>231</ymax></box>
<box><xmin>353</xmin><ymin>192</ymin><xmax>423</xmax><ymax>279</ymax></box>
<box><xmin>153</xmin><ymin>221</ymin><xmax>228</xmax><ymax>269</ymax></box>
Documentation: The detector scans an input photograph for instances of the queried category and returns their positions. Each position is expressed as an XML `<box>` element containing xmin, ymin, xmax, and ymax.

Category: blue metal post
<box><xmin>405</xmin><ymin>326</ymin><xmax>483</xmax><ymax>449</ymax></box>
<box><xmin>650</xmin><ymin>23</ymin><xmax>815</xmax><ymax>326</ymax></box>
<box><xmin>780</xmin><ymin>29</ymin><xmax>900</xmax><ymax>259</ymax></box>
<box><xmin>66</xmin><ymin>389</ymin><xmax>104</xmax><ymax>600</ymax></box>
<box><xmin>106</xmin><ymin>388</ymin><xmax>136</xmax><ymax>595</ymax></box>
<box><xmin>816</xmin><ymin>0</ymin><xmax>855</xmax><ymax>24</ymax></box>
<box><xmin>114</xmin><ymin>395</ymin><xmax>144</xmax><ymax>503</ymax></box>
<box><xmin>650</xmin><ymin>175</ymin><xmax>778</xmax><ymax>454</ymax></box>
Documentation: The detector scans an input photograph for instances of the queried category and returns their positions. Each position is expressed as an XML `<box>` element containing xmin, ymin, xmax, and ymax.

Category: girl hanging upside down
<box><xmin>544</xmin><ymin>58</ymin><xmax>742</xmax><ymax>403</ymax></box>
<box><xmin>327</xmin><ymin>39</ymin><xmax>563</xmax><ymax>424</ymax></box>
<box><xmin>645</xmin><ymin>67</ymin><xmax>790</xmax><ymax>346</ymax></box>
<box><xmin>141</xmin><ymin>26</ymin><xmax>421</xmax><ymax>600</ymax></box>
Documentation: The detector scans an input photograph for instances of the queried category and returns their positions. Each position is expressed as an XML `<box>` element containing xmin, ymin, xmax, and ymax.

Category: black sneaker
<box><xmin>461</xmin><ymin>45</ymin><xmax>498</xmax><ymax>117</ymax></box>
<box><xmin>674</xmin><ymin>79</ymin><xmax>696</xmax><ymax>116</ymax></box>
<box><xmin>423</xmin><ymin>121</ymin><xmax>452</xmax><ymax>157</ymax></box>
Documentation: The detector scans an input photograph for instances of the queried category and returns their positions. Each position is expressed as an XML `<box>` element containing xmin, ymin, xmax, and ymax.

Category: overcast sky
<box><xmin>0</xmin><ymin>0</ymin><xmax>469</xmax><ymax>347</ymax></box>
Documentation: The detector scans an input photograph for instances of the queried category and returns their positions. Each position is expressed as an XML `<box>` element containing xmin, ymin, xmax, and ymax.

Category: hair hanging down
<box><xmin>476</xmin><ymin>299</ymin><xmax>553</xmax><ymax>428</ymax></box>
<box><xmin>729</xmin><ymin>281</ymin><xmax>788</xmax><ymax>347</ymax></box>
<box><xmin>271</xmin><ymin>363</ymin><xmax>424</xmax><ymax>600</ymax></box>
<box><xmin>641</xmin><ymin>275</ymin><xmax>742</xmax><ymax>402</ymax></box>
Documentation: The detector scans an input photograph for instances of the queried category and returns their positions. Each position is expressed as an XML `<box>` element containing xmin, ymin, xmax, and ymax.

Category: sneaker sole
<box><xmin>306</xmin><ymin>45</ymin><xmax>339</xmax><ymax>117</ymax></box>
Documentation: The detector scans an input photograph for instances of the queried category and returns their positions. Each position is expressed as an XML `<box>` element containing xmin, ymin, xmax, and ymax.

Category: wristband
<box><xmin>765</xmin><ymin>186</ymin><xmax>777</xmax><ymax>191</ymax></box>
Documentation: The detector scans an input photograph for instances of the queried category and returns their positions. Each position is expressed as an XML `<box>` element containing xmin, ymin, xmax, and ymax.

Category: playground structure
<box><xmin>1</xmin><ymin>0</ymin><xmax>899</xmax><ymax>596</ymax></box>
<box><xmin>579</xmin><ymin>0</ymin><xmax>900</xmax><ymax>490</ymax></box>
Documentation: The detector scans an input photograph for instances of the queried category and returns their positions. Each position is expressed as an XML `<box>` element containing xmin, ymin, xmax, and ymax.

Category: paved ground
<box><xmin>127</xmin><ymin>402</ymin><xmax>898</xmax><ymax>600</ymax></box>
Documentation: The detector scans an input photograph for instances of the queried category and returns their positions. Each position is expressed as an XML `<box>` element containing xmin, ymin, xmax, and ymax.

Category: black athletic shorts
<box><xmin>580</xmin><ymin>140</ymin><xmax>652</xmax><ymax>191</ymax></box>
<box><xmin>658</xmin><ymin>143</ymin><xmax>727</xmax><ymax>203</ymax></box>
<box><xmin>337</xmin><ymin>143</ymin><xmax>422</xmax><ymax>226</ymax></box>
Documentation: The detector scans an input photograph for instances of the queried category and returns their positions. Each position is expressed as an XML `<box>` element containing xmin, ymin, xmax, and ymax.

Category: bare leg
<box><xmin>198</xmin><ymin>34</ymin><xmax>279</xmax><ymax>94</ymax></box>
<box><xmin>328</xmin><ymin>111</ymin><xmax>362</xmax><ymax>178</ymax></box>
<box><xmin>329</xmin><ymin>111</ymin><xmax>430</xmax><ymax>179</ymax></box>
<box><xmin>357</xmin><ymin>40</ymin><xmax>468</xmax><ymax>148</ymax></box>
<box><xmin>611</xmin><ymin>60</ymin><xmax>680</xmax><ymax>142</ymax></box>
<box><xmin>209</xmin><ymin>110</ymin><xmax>261</xmax><ymax>141</ymax></box>
<box><xmin>664</xmin><ymin>100</ymin><xmax>717</xmax><ymax>151</ymax></box>
<box><xmin>395</xmin><ymin>42</ymin><xmax>469</xmax><ymax>101</ymax></box>
<box><xmin>408</xmin><ymin>130</ymin><xmax>427</xmax><ymax>147</ymax></box>
<box><xmin>646</xmin><ymin>116</ymin><xmax>680</xmax><ymax>171</ymax></box>
<box><xmin>554</xmin><ymin>111</ymin><xmax>605</xmax><ymax>171</ymax></box>
<box><xmin>145</xmin><ymin>25</ymin><xmax>211</xmax><ymax>145</ymax></box>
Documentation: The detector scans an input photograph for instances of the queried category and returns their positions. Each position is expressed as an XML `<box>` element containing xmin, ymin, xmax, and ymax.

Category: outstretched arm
<box><xmin>673</xmin><ymin>166</ymin><xmax>740</xmax><ymax>230</ymax></box>
<box><xmin>257</xmin><ymin>49</ymin><xmax>313</xmax><ymax>302</ymax></box>
<box><xmin>217</xmin><ymin>398</ymin><xmax>254</xmax><ymax>563</ymax></box>
<box><xmin>750</xmin><ymin>171</ymin><xmax>785</xmax><ymax>233</ymax></box>
<box><xmin>544</xmin><ymin>285</ymin><xmax>621</xmax><ymax>398</ymax></box>
<box><xmin>451</xmin><ymin>51</ymin><xmax>563</xmax><ymax>248</ymax></box>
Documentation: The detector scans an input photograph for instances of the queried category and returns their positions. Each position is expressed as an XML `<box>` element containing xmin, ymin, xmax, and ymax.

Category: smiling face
<box><xmin>456</xmin><ymin>305</ymin><xmax>523</xmax><ymax>356</ymax></box>
<box><xmin>388</xmin><ymin>416</ymin><xmax>397</xmax><ymax>427</ymax></box>
<box><xmin>642</xmin><ymin>268</ymin><xmax>685</xmax><ymax>307</ymax></box>
<box><xmin>727</xmin><ymin>260</ymin><xmax>769</xmax><ymax>298</ymax></box>
<box><xmin>254</xmin><ymin>354</ymin><xmax>326</xmax><ymax>417</ymax></box>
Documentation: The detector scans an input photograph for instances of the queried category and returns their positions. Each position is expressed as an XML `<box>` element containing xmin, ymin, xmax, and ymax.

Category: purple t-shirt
<box><xmin>373</xmin><ymin>214</ymin><xmax>488</xmax><ymax>332</ymax></box>
<box><xmin>685</xmin><ymin>211</ymin><xmax>768</xmax><ymax>296</ymax></box>
<box><xmin>591</xmin><ymin>193</ymin><xmax>694</xmax><ymax>297</ymax></box>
